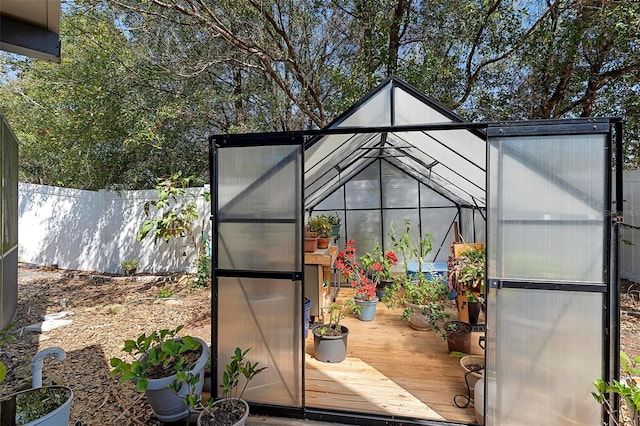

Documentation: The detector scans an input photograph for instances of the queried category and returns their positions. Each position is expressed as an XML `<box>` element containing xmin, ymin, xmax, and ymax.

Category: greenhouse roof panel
<box><xmin>304</xmin><ymin>77</ymin><xmax>487</xmax><ymax>210</ymax></box>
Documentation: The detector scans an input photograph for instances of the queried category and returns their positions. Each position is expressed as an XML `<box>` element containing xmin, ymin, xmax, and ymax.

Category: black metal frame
<box><xmin>208</xmin><ymin>116</ymin><xmax>623</xmax><ymax>426</ymax></box>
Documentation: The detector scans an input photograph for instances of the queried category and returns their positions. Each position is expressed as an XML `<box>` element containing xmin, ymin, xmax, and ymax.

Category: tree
<box><xmin>0</xmin><ymin>3</ymin><xmax>210</xmax><ymax>190</ymax></box>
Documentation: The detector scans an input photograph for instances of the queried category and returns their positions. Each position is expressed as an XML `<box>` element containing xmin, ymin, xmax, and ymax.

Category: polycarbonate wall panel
<box><xmin>336</xmin><ymin>84</ymin><xmax>391</xmax><ymax>127</ymax></box>
<box><xmin>218</xmin><ymin>146</ymin><xmax>299</xmax><ymax>219</ymax></box>
<box><xmin>381</xmin><ymin>161</ymin><xmax>419</xmax><ymax>208</ymax></box>
<box><xmin>1</xmin><ymin>119</ymin><xmax>17</xmax><ymax>330</ymax></box>
<box><xmin>485</xmin><ymin>288</ymin><xmax>602</xmax><ymax>425</ymax></box>
<box><xmin>314</xmin><ymin>187</ymin><xmax>345</xmax><ymax>211</ymax></box>
<box><xmin>345</xmin><ymin>162</ymin><xmax>380</xmax><ymax>209</ymax></box>
<box><xmin>217</xmin><ymin>145</ymin><xmax>301</xmax><ymax>272</ymax></box>
<box><xmin>218</xmin><ymin>223</ymin><xmax>298</xmax><ymax>271</ymax></box>
<box><xmin>394</xmin><ymin>87</ymin><xmax>450</xmax><ymax>124</ymax></box>
<box><xmin>3</xmin><ymin>122</ymin><xmax>17</xmax><ymax>252</ymax></box>
<box><xmin>419</xmin><ymin>183</ymin><xmax>456</xmax><ymax>207</ymax></box>
<box><xmin>488</xmin><ymin>134</ymin><xmax>606</xmax><ymax>283</ymax></box>
<box><xmin>420</xmin><ymin>207</ymin><xmax>457</xmax><ymax>261</ymax></box>
<box><xmin>346</xmin><ymin>210</ymin><xmax>381</xmax><ymax>257</ymax></box>
<box><xmin>384</xmin><ymin>208</ymin><xmax>419</xmax><ymax>246</ymax></box>
<box><xmin>217</xmin><ymin>277</ymin><xmax>302</xmax><ymax>407</ymax></box>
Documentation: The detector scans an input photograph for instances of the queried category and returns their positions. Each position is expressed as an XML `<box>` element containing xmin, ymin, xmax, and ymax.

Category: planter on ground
<box><xmin>312</xmin><ymin>324</ymin><xmax>349</xmax><ymax>363</ymax></box>
<box><xmin>0</xmin><ymin>385</ymin><xmax>73</xmax><ymax>426</ymax></box>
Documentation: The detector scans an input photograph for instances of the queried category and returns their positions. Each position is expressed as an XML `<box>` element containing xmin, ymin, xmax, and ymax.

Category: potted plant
<box><xmin>1</xmin><ymin>385</ymin><xmax>74</xmax><ymax>426</ymax></box>
<box><xmin>307</xmin><ymin>215</ymin><xmax>332</xmax><ymax>249</ymax></box>
<box><xmin>121</xmin><ymin>258</ymin><xmax>140</xmax><ymax>276</ymax></box>
<box><xmin>444</xmin><ymin>320</ymin><xmax>472</xmax><ymax>354</ymax></box>
<box><xmin>327</xmin><ymin>212</ymin><xmax>342</xmax><ymax>237</ymax></box>
<box><xmin>304</xmin><ymin>225</ymin><xmax>318</xmax><ymax>253</ymax></box>
<box><xmin>382</xmin><ymin>220</ymin><xmax>451</xmax><ymax>336</ymax></box>
<box><xmin>593</xmin><ymin>350</ymin><xmax>640</xmax><ymax>426</ymax></box>
<box><xmin>448</xmin><ymin>246</ymin><xmax>485</xmax><ymax>324</ymax></box>
<box><xmin>335</xmin><ymin>240</ymin><xmax>383</xmax><ymax>321</ymax></box>
<box><xmin>110</xmin><ymin>325</ymin><xmax>209</xmax><ymax>423</ymax></box>
<box><xmin>360</xmin><ymin>243</ymin><xmax>398</xmax><ymax>299</ymax></box>
<box><xmin>312</xmin><ymin>304</ymin><xmax>349</xmax><ymax>363</ymax></box>
<box><xmin>0</xmin><ymin>325</ymin><xmax>74</xmax><ymax>426</ymax></box>
<box><xmin>197</xmin><ymin>347</ymin><xmax>267</xmax><ymax>426</ymax></box>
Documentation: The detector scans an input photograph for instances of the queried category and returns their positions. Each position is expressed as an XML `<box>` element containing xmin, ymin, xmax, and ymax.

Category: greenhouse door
<box><xmin>210</xmin><ymin>134</ymin><xmax>305</xmax><ymax>412</ymax></box>
<box><xmin>485</xmin><ymin>121</ymin><xmax>619</xmax><ymax>425</ymax></box>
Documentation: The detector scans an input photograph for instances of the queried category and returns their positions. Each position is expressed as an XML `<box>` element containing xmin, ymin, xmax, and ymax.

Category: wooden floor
<box><xmin>304</xmin><ymin>288</ymin><xmax>482</xmax><ymax>424</ymax></box>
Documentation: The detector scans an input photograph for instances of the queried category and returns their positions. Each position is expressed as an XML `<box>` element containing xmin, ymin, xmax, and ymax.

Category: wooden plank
<box><xmin>305</xmin><ymin>288</ymin><xmax>479</xmax><ymax>424</ymax></box>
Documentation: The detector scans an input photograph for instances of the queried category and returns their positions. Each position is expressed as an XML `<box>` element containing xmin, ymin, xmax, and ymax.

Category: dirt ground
<box><xmin>0</xmin><ymin>266</ymin><xmax>639</xmax><ymax>425</ymax></box>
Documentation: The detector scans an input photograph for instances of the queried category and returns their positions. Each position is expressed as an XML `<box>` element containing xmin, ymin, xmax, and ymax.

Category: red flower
<box><xmin>335</xmin><ymin>240</ymin><xmax>378</xmax><ymax>301</ymax></box>
<box><xmin>384</xmin><ymin>251</ymin><xmax>398</xmax><ymax>265</ymax></box>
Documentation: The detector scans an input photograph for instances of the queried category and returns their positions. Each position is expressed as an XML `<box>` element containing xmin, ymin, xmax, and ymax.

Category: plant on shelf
<box><xmin>382</xmin><ymin>220</ymin><xmax>451</xmax><ymax>336</ymax></box>
<box><xmin>121</xmin><ymin>258</ymin><xmax>140</xmax><ymax>276</ymax></box>
<box><xmin>593</xmin><ymin>350</ymin><xmax>640</xmax><ymax>426</ymax></box>
<box><xmin>448</xmin><ymin>247</ymin><xmax>486</xmax><ymax>295</ymax></box>
<box><xmin>198</xmin><ymin>347</ymin><xmax>267</xmax><ymax>426</ymax></box>
<box><xmin>327</xmin><ymin>212</ymin><xmax>342</xmax><ymax>236</ymax></box>
<box><xmin>307</xmin><ymin>215</ymin><xmax>331</xmax><ymax>237</ymax></box>
<box><xmin>448</xmin><ymin>246</ymin><xmax>486</xmax><ymax>325</ymax></box>
<box><xmin>110</xmin><ymin>325</ymin><xmax>209</xmax><ymax>423</ymax></box>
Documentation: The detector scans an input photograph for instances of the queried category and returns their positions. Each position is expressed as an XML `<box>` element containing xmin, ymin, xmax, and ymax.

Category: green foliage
<box><xmin>194</xmin><ymin>250</ymin><xmax>211</xmax><ymax>288</ymax></box>
<box><xmin>326</xmin><ymin>213</ymin><xmax>341</xmax><ymax>226</ymax></box>
<box><xmin>0</xmin><ymin>322</ymin><xmax>16</xmax><ymax>382</ymax></box>
<box><xmin>317</xmin><ymin>304</ymin><xmax>348</xmax><ymax>336</ymax></box>
<box><xmin>221</xmin><ymin>347</ymin><xmax>267</xmax><ymax>400</ymax></box>
<box><xmin>157</xmin><ymin>286</ymin><xmax>174</xmax><ymax>299</ymax></box>
<box><xmin>121</xmin><ymin>259</ymin><xmax>139</xmax><ymax>274</ymax></box>
<box><xmin>137</xmin><ymin>172</ymin><xmax>210</xmax><ymax>274</ymax></box>
<box><xmin>382</xmin><ymin>220</ymin><xmax>450</xmax><ymax>337</ymax></box>
<box><xmin>109</xmin><ymin>325</ymin><xmax>202</xmax><ymax>393</ymax></box>
<box><xmin>448</xmin><ymin>247</ymin><xmax>486</xmax><ymax>294</ymax></box>
<box><xmin>593</xmin><ymin>351</ymin><xmax>640</xmax><ymax>425</ymax></box>
<box><xmin>307</xmin><ymin>216</ymin><xmax>332</xmax><ymax>238</ymax></box>
<box><xmin>2</xmin><ymin>0</ymin><xmax>639</xmax><ymax>186</ymax></box>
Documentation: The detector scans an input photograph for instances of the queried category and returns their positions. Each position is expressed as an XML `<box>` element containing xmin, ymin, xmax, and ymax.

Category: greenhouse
<box><xmin>209</xmin><ymin>77</ymin><xmax>623</xmax><ymax>426</ymax></box>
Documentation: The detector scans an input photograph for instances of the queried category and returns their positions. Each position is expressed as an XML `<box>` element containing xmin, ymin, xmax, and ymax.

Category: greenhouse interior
<box><xmin>210</xmin><ymin>78</ymin><xmax>623</xmax><ymax>426</ymax></box>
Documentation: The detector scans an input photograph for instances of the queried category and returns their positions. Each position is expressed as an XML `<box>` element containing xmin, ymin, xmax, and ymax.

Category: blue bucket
<box><xmin>304</xmin><ymin>298</ymin><xmax>312</xmax><ymax>338</ymax></box>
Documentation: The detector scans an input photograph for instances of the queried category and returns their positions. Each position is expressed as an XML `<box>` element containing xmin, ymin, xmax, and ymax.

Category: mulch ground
<box><xmin>0</xmin><ymin>267</ymin><xmax>638</xmax><ymax>425</ymax></box>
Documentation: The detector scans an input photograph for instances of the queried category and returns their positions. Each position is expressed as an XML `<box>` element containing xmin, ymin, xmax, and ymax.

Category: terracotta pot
<box><xmin>304</xmin><ymin>238</ymin><xmax>318</xmax><ymax>253</ymax></box>
<box><xmin>317</xmin><ymin>237</ymin><xmax>330</xmax><ymax>249</ymax></box>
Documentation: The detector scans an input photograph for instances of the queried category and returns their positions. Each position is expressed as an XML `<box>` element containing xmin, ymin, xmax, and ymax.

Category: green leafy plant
<box><xmin>157</xmin><ymin>286</ymin><xmax>174</xmax><ymax>299</ymax></box>
<box><xmin>327</xmin><ymin>213</ymin><xmax>341</xmax><ymax>226</ymax></box>
<box><xmin>307</xmin><ymin>215</ymin><xmax>332</xmax><ymax>238</ymax></box>
<box><xmin>137</xmin><ymin>172</ymin><xmax>210</xmax><ymax>272</ymax></box>
<box><xmin>194</xmin><ymin>249</ymin><xmax>211</xmax><ymax>288</ymax></box>
<box><xmin>109</xmin><ymin>325</ymin><xmax>203</xmax><ymax>393</ymax></box>
<box><xmin>448</xmin><ymin>247</ymin><xmax>486</xmax><ymax>294</ymax></box>
<box><xmin>0</xmin><ymin>322</ymin><xmax>16</xmax><ymax>382</ymax></box>
<box><xmin>121</xmin><ymin>259</ymin><xmax>139</xmax><ymax>275</ymax></box>
<box><xmin>198</xmin><ymin>347</ymin><xmax>267</xmax><ymax>425</ymax></box>
<box><xmin>593</xmin><ymin>351</ymin><xmax>640</xmax><ymax>425</ymax></box>
<box><xmin>317</xmin><ymin>304</ymin><xmax>348</xmax><ymax>336</ymax></box>
<box><xmin>382</xmin><ymin>220</ymin><xmax>451</xmax><ymax>336</ymax></box>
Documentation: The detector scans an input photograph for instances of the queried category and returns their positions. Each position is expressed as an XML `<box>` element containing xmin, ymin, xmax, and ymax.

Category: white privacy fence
<box><xmin>18</xmin><ymin>183</ymin><xmax>211</xmax><ymax>274</ymax></box>
<box><xmin>18</xmin><ymin>174</ymin><xmax>640</xmax><ymax>280</ymax></box>
<box><xmin>622</xmin><ymin>169</ymin><xmax>640</xmax><ymax>283</ymax></box>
